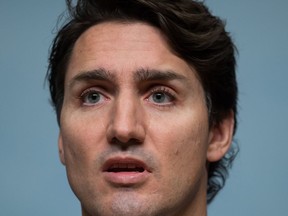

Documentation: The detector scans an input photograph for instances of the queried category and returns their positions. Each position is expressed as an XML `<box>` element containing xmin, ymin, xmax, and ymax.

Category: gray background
<box><xmin>1</xmin><ymin>0</ymin><xmax>287</xmax><ymax>215</ymax></box>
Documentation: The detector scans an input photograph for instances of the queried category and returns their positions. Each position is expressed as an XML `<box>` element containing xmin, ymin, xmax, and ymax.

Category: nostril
<box><xmin>106</xmin><ymin>117</ymin><xmax>145</xmax><ymax>145</ymax></box>
<box><xmin>110</xmin><ymin>137</ymin><xmax>143</xmax><ymax>148</ymax></box>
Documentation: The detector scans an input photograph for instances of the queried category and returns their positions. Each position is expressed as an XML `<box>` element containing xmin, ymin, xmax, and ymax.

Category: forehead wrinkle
<box><xmin>68</xmin><ymin>68</ymin><xmax>116</xmax><ymax>89</ymax></box>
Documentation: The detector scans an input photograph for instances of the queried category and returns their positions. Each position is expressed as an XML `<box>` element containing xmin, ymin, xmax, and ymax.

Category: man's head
<box><xmin>47</xmin><ymin>0</ymin><xmax>238</xmax><ymax>215</ymax></box>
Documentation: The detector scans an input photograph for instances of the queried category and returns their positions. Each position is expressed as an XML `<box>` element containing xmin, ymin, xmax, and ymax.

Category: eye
<box><xmin>80</xmin><ymin>89</ymin><xmax>106</xmax><ymax>105</ymax></box>
<box><xmin>148</xmin><ymin>88</ymin><xmax>175</xmax><ymax>105</ymax></box>
<box><xmin>151</xmin><ymin>92</ymin><xmax>169</xmax><ymax>103</ymax></box>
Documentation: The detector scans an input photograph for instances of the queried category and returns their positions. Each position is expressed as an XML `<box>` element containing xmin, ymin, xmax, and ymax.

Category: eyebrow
<box><xmin>68</xmin><ymin>67</ymin><xmax>188</xmax><ymax>89</ymax></box>
<box><xmin>134</xmin><ymin>68</ymin><xmax>187</xmax><ymax>83</ymax></box>
<box><xmin>68</xmin><ymin>68</ymin><xmax>115</xmax><ymax>88</ymax></box>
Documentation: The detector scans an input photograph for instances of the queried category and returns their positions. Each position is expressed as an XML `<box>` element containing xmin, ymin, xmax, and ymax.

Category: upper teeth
<box><xmin>110</xmin><ymin>163</ymin><xmax>139</xmax><ymax>169</ymax></box>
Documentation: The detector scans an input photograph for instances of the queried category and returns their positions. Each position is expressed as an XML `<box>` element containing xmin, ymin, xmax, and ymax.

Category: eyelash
<box><xmin>79</xmin><ymin>88</ymin><xmax>107</xmax><ymax>106</ymax></box>
<box><xmin>148</xmin><ymin>86</ymin><xmax>176</xmax><ymax>105</ymax></box>
<box><xmin>78</xmin><ymin>86</ymin><xmax>177</xmax><ymax>107</ymax></box>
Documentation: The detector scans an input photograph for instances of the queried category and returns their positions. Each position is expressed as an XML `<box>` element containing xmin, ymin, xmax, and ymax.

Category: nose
<box><xmin>106</xmin><ymin>92</ymin><xmax>146</xmax><ymax>147</ymax></box>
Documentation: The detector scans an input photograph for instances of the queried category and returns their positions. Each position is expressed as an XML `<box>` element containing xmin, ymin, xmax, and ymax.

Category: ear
<box><xmin>58</xmin><ymin>132</ymin><xmax>66</xmax><ymax>165</ymax></box>
<box><xmin>207</xmin><ymin>111</ymin><xmax>235</xmax><ymax>162</ymax></box>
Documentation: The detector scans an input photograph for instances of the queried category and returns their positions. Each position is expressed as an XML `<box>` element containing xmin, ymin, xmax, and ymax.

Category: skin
<box><xmin>58</xmin><ymin>21</ymin><xmax>234</xmax><ymax>216</ymax></box>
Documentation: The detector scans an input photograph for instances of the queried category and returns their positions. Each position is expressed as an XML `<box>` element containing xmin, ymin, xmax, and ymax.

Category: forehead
<box><xmin>66</xmin><ymin>21</ymin><xmax>199</xmax><ymax>85</ymax></box>
<box><xmin>74</xmin><ymin>21</ymin><xmax>171</xmax><ymax>56</ymax></box>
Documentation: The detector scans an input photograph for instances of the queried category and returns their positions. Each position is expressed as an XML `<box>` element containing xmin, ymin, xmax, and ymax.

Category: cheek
<box><xmin>149</xmin><ymin>108</ymin><xmax>210</xmax><ymax>180</ymax></box>
<box><xmin>146</xmin><ymin>113</ymin><xmax>210</xmax><ymax>206</ymax></box>
<box><xmin>60</xmin><ymin>113</ymin><xmax>109</xmax><ymax>197</ymax></box>
<box><xmin>60</xmin><ymin>110</ymin><xmax>107</xmax><ymax>167</ymax></box>
<box><xmin>167</xmin><ymin>122</ymin><xmax>209</xmax><ymax>173</ymax></box>
<box><xmin>149</xmin><ymin>107</ymin><xmax>210</xmax><ymax>155</ymax></box>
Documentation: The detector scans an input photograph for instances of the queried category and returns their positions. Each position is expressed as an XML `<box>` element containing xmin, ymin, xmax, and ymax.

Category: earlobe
<box><xmin>207</xmin><ymin>111</ymin><xmax>235</xmax><ymax>162</ymax></box>
<box><xmin>58</xmin><ymin>133</ymin><xmax>66</xmax><ymax>165</ymax></box>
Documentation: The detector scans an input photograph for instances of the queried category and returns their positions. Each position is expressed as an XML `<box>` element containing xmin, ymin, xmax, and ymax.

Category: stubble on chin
<box><xmin>84</xmin><ymin>191</ymin><xmax>159</xmax><ymax>216</ymax></box>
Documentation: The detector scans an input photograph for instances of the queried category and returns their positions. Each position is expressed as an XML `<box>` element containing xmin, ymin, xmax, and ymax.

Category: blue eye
<box><xmin>86</xmin><ymin>92</ymin><xmax>100</xmax><ymax>103</ymax></box>
<box><xmin>149</xmin><ymin>90</ymin><xmax>174</xmax><ymax>104</ymax></box>
<box><xmin>81</xmin><ymin>90</ymin><xmax>104</xmax><ymax>105</ymax></box>
<box><xmin>152</xmin><ymin>92</ymin><xmax>167</xmax><ymax>103</ymax></box>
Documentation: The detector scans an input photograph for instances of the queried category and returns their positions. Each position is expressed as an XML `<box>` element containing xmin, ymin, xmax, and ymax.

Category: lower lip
<box><xmin>103</xmin><ymin>171</ymin><xmax>150</xmax><ymax>186</ymax></box>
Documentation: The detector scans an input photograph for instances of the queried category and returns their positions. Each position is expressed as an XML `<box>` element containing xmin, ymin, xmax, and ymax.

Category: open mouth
<box><xmin>102</xmin><ymin>158</ymin><xmax>151</xmax><ymax>185</ymax></box>
<box><xmin>106</xmin><ymin>163</ymin><xmax>145</xmax><ymax>173</ymax></box>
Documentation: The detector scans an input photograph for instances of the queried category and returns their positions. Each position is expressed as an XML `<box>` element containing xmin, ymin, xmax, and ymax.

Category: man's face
<box><xmin>58</xmin><ymin>22</ymin><xmax>226</xmax><ymax>216</ymax></box>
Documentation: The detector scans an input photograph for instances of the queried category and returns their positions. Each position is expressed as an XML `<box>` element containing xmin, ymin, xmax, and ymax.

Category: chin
<box><xmin>82</xmin><ymin>190</ymin><xmax>164</xmax><ymax>216</ymax></box>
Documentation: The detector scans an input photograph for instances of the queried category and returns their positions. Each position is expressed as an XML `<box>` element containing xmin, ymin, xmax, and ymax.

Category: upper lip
<box><xmin>102</xmin><ymin>156</ymin><xmax>152</xmax><ymax>173</ymax></box>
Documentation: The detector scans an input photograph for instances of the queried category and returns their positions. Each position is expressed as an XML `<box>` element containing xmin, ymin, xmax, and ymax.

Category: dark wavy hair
<box><xmin>47</xmin><ymin>0</ymin><xmax>238</xmax><ymax>204</ymax></box>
